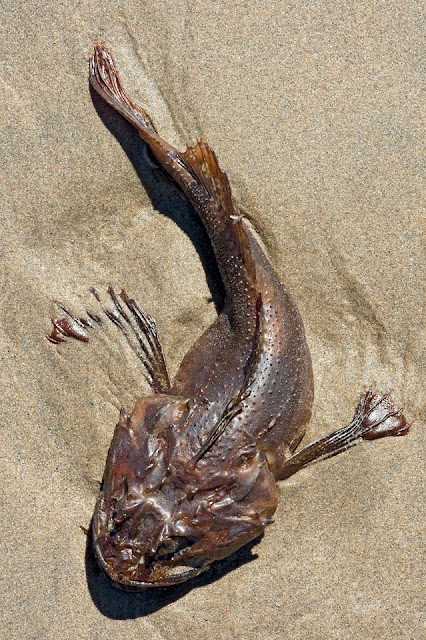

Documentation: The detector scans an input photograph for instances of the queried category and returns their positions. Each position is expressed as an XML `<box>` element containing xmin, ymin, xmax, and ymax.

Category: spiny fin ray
<box><xmin>46</xmin><ymin>287</ymin><xmax>170</xmax><ymax>394</ymax></box>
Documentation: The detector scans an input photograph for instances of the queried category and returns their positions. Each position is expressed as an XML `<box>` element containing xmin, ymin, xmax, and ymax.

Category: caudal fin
<box><xmin>89</xmin><ymin>44</ymin><xmax>157</xmax><ymax>135</ymax></box>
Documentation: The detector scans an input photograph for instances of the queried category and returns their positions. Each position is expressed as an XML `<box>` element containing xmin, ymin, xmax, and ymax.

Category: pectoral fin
<box><xmin>277</xmin><ymin>389</ymin><xmax>411</xmax><ymax>480</ymax></box>
<box><xmin>46</xmin><ymin>287</ymin><xmax>170</xmax><ymax>394</ymax></box>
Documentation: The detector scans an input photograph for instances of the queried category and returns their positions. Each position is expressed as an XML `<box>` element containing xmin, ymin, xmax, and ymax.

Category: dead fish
<box><xmin>47</xmin><ymin>44</ymin><xmax>410</xmax><ymax>589</ymax></box>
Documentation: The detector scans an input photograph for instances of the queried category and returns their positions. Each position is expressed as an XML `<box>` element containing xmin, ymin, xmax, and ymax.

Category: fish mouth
<box><xmin>99</xmin><ymin>561</ymin><xmax>208</xmax><ymax>591</ymax></box>
<box><xmin>92</xmin><ymin>500</ymin><xmax>208</xmax><ymax>588</ymax></box>
<box><xmin>92</xmin><ymin>530</ymin><xmax>208</xmax><ymax>589</ymax></box>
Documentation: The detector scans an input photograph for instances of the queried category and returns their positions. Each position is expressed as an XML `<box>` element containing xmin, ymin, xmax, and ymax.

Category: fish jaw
<box><xmin>91</xmin><ymin>398</ymin><xmax>278</xmax><ymax>588</ymax></box>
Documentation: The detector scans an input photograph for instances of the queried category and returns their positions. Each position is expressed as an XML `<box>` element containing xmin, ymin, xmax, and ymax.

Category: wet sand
<box><xmin>1</xmin><ymin>2</ymin><xmax>423</xmax><ymax>639</ymax></box>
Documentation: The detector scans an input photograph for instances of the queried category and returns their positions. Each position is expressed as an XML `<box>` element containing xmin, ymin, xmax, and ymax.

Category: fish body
<box><xmin>48</xmin><ymin>45</ymin><xmax>409</xmax><ymax>589</ymax></box>
<box><xmin>88</xmin><ymin>45</ymin><xmax>313</xmax><ymax>587</ymax></box>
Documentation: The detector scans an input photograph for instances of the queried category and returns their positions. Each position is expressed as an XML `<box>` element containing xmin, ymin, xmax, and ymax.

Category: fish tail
<box><xmin>90</xmin><ymin>46</ymin><xmax>195</xmax><ymax>189</ymax></box>
<box><xmin>89</xmin><ymin>45</ymin><xmax>170</xmax><ymax>155</ymax></box>
<box><xmin>90</xmin><ymin>45</ymin><xmax>258</xmax><ymax>330</ymax></box>
<box><xmin>89</xmin><ymin>45</ymin><xmax>154</xmax><ymax>132</ymax></box>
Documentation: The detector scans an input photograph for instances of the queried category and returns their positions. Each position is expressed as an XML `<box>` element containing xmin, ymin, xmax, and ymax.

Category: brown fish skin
<box><xmin>87</xmin><ymin>44</ymin><xmax>315</xmax><ymax>588</ymax></box>
<box><xmin>89</xmin><ymin>45</ymin><xmax>314</xmax><ymax>476</ymax></box>
<box><xmin>48</xmin><ymin>45</ymin><xmax>410</xmax><ymax>589</ymax></box>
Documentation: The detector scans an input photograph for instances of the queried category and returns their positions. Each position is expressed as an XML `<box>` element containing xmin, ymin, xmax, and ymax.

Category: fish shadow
<box><xmin>89</xmin><ymin>85</ymin><xmax>225</xmax><ymax>312</ymax></box>
<box><xmin>85</xmin><ymin>521</ymin><xmax>263</xmax><ymax>618</ymax></box>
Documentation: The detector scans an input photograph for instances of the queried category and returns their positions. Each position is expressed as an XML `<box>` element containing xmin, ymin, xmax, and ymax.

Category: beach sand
<box><xmin>1</xmin><ymin>2</ymin><xmax>423</xmax><ymax>639</ymax></box>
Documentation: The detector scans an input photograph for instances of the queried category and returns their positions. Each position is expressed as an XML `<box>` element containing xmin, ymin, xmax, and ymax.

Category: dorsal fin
<box><xmin>182</xmin><ymin>140</ymin><xmax>233</xmax><ymax>214</ymax></box>
<box><xmin>182</xmin><ymin>140</ymin><xmax>256</xmax><ymax>283</ymax></box>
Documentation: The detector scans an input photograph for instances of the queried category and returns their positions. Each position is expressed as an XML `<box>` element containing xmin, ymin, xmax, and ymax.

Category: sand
<box><xmin>1</xmin><ymin>2</ymin><xmax>424</xmax><ymax>639</ymax></box>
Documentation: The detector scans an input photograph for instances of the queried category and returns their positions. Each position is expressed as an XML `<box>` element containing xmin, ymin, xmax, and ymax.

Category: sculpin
<box><xmin>47</xmin><ymin>45</ymin><xmax>410</xmax><ymax>589</ymax></box>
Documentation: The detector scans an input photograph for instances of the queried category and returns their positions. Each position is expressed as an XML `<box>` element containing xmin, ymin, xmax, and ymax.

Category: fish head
<box><xmin>92</xmin><ymin>395</ymin><xmax>278</xmax><ymax>588</ymax></box>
